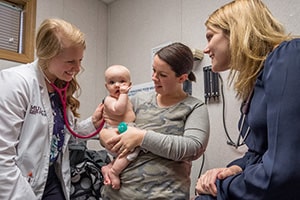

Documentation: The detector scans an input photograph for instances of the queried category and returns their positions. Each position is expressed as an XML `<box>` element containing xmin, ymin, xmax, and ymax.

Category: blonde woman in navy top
<box><xmin>195</xmin><ymin>0</ymin><xmax>300</xmax><ymax>200</ymax></box>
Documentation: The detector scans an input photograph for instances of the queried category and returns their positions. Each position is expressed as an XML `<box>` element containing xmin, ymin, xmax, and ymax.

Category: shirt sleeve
<box><xmin>141</xmin><ymin>101</ymin><xmax>210</xmax><ymax>161</ymax></box>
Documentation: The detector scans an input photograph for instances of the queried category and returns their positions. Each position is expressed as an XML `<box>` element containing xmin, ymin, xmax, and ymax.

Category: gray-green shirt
<box><xmin>101</xmin><ymin>91</ymin><xmax>209</xmax><ymax>200</ymax></box>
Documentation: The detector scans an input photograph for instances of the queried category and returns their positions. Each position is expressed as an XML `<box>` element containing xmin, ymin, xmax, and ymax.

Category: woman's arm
<box><xmin>141</xmin><ymin>103</ymin><xmax>209</xmax><ymax>161</ymax></box>
<box><xmin>72</xmin><ymin>103</ymin><xmax>104</xmax><ymax>138</ymax></box>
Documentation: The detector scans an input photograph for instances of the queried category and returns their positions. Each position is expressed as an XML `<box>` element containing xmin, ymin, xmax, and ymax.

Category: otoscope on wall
<box><xmin>203</xmin><ymin>65</ymin><xmax>219</xmax><ymax>104</ymax></box>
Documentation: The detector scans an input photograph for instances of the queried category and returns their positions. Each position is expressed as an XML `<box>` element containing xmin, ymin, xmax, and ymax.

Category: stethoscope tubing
<box><xmin>50</xmin><ymin>81</ymin><xmax>104</xmax><ymax>139</ymax></box>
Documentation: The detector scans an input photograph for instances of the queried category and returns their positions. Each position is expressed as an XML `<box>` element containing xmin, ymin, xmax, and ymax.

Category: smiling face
<box><xmin>45</xmin><ymin>46</ymin><xmax>84</xmax><ymax>83</ymax></box>
<box><xmin>151</xmin><ymin>55</ymin><xmax>186</xmax><ymax>96</ymax></box>
<box><xmin>204</xmin><ymin>27</ymin><xmax>230</xmax><ymax>72</ymax></box>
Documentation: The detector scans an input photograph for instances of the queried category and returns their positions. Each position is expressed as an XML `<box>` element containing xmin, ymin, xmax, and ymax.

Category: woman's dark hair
<box><xmin>156</xmin><ymin>42</ymin><xmax>196</xmax><ymax>82</ymax></box>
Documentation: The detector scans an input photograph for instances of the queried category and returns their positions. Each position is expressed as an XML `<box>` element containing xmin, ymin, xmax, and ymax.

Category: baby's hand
<box><xmin>120</xmin><ymin>84</ymin><xmax>131</xmax><ymax>94</ymax></box>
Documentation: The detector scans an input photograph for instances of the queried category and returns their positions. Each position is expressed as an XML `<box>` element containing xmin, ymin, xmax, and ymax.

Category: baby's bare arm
<box><xmin>104</xmin><ymin>94</ymin><xmax>129</xmax><ymax>115</ymax></box>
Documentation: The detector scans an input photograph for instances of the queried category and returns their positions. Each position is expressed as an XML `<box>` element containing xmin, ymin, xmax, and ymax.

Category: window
<box><xmin>0</xmin><ymin>0</ymin><xmax>36</xmax><ymax>63</ymax></box>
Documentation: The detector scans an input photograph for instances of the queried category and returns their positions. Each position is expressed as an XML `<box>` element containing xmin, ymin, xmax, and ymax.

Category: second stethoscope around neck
<box><xmin>219</xmin><ymin>74</ymin><xmax>253</xmax><ymax>149</ymax></box>
<box><xmin>227</xmin><ymin>89</ymin><xmax>253</xmax><ymax>148</ymax></box>
<box><xmin>42</xmin><ymin>71</ymin><xmax>105</xmax><ymax>139</ymax></box>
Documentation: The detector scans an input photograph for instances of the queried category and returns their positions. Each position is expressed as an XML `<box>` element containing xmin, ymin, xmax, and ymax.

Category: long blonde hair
<box><xmin>36</xmin><ymin>18</ymin><xmax>86</xmax><ymax>117</ymax></box>
<box><xmin>206</xmin><ymin>0</ymin><xmax>292</xmax><ymax>100</ymax></box>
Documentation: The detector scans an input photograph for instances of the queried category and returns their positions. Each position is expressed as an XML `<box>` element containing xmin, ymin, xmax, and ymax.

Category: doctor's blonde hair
<box><xmin>36</xmin><ymin>18</ymin><xmax>86</xmax><ymax>117</ymax></box>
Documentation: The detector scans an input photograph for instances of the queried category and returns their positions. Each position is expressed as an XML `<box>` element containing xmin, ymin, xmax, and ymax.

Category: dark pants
<box><xmin>42</xmin><ymin>165</ymin><xmax>66</xmax><ymax>200</ymax></box>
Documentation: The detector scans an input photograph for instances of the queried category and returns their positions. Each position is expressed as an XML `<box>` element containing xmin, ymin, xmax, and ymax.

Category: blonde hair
<box><xmin>205</xmin><ymin>0</ymin><xmax>293</xmax><ymax>100</ymax></box>
<box><xmin>36</xmin><ymin>18</ymin><xmax>86</xmax><ymax>117</ymax></box>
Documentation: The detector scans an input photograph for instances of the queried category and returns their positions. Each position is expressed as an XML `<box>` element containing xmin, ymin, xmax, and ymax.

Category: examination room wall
<box><xmin>105</xmin><ymin>0</ymin><xmax>300</xmax><ymax>196</ymax></box>
<box><xmin>0</xmin><ymin>0</ymin><xmax>108</xmax><ymax>120</ymax></box>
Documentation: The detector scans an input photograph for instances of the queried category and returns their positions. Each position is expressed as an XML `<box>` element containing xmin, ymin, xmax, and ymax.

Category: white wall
<box><xmin>106</xmin><ymin>0</ymin><xmax>300</xmax><ymax>196</ymax></box>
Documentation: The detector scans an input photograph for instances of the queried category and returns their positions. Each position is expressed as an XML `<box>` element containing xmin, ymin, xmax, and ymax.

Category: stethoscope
<box><xmin>43</xmin><ymin>72</ymin><xmax>105</xmax><ymax>139</ymax></box>
<box><xmin>226</xmin><ymin>89</ymin><xmax>253</xmax><ymax>148</ymax></box>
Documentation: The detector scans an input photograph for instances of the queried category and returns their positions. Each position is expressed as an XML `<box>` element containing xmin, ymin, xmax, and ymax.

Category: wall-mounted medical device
<box><xmin>191</xmin><ymin>48</ymin><xmax>204</xmax><ymax>61</ymax></box>
<box><xmin>203</xmin><ymin>65</ymin><xmax>219</xmax><ymax>104</ymax></box>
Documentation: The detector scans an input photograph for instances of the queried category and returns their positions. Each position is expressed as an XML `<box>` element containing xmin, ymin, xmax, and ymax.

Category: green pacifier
<box><xmin>118</xmin><ymin>122</ymin><xmax>128</xmax><ymax>133</ymax></box>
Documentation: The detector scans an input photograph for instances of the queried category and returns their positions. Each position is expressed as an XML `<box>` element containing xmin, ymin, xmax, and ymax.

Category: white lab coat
<box><xmin>0</xmin><ymin>60</ymin><xmax>96</xmax><ymax>200</ymax></box>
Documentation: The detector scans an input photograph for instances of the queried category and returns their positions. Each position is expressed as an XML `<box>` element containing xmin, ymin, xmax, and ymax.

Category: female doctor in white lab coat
<box><xmin>0</xmin><ymin>18</ymin><xmax>103</xmax><ymax>200</ymax></box>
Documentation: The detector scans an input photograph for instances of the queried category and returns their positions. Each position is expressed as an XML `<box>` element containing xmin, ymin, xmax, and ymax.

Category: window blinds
<box><xmin>0</xmin><ymin>1</ymin><xmax>23</xmax><ymax>53</ymax></box>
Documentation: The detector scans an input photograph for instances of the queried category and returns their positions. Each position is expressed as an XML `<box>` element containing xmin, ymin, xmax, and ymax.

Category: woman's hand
<box><xmin>92</xmin><ymin>103</ymin><xmax>104</xmax><ymax>129</ymax></box>
<box><xmin>108</xmin><ymin>126</ymin><xmax>146</xmax><ymax>157</ymax></box>
<box><xmin>217</xmin><ymin>165</ymin><xmax>242</xmax><ymax>179</ymax></box>
<box><xmin>195</xmin><ymin>165</ymin><xmax>242</xmax><ymax>197</ymax></box>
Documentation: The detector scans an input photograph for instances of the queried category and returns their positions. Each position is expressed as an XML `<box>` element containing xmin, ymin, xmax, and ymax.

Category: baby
<box><xmin>101</xmin><ymin>65</ymin><xmax>139</xmax><ymax>189</ymax></box>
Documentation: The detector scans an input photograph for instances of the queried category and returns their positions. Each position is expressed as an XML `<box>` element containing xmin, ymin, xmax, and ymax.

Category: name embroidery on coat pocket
<box><xmin>29</xmin><ymin>105</ymin><xmax>46</xmax><ymax>116</ymax></box>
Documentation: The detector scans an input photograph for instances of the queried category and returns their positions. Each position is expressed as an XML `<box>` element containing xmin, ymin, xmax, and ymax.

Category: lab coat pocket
<box><xmin>14</xmin><ymin>154</ymin><xmax>36</xmax><ymax>185</ymax></box>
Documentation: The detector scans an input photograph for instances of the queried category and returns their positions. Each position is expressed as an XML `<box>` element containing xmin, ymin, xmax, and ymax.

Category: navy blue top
<box><xmin>198</xmin><ymin>38</ymin><xmax>300</xmax><ymax>200</ymax></box>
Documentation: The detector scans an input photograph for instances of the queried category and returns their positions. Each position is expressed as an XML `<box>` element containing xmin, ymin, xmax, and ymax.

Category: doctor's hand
<box><xmin>195</xmin><ymin>165</ymin><xmax>242</xmax><ymax>197</ymax></box>
<box><xmin>92</xmin><ymin>103</ymin><xmax>104</xmax><ymax>129</ymax></box>
<box><xmin>108</xmin><ymin>126</ymin><xmax>146</xmax><ymax>157</ymax></box>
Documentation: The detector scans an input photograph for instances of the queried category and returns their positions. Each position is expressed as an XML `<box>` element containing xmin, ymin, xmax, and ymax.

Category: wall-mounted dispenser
<box><xmin>191</xmin><ymin>49</ymin><xmax>204</xmax><ymax>61</ymax></box>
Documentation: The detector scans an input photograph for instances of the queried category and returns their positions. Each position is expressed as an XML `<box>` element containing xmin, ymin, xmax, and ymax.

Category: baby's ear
<box><xmin>129</xmin><ymin>82</ymin><xmax>132</xmax><ymax>87</ymax></box>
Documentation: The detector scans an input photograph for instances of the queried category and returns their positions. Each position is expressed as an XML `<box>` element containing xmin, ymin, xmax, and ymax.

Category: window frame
<box><xmin>0</xmin><ymin>0</ymin><xmax>36</xmax><ymax>63</ymax></box>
